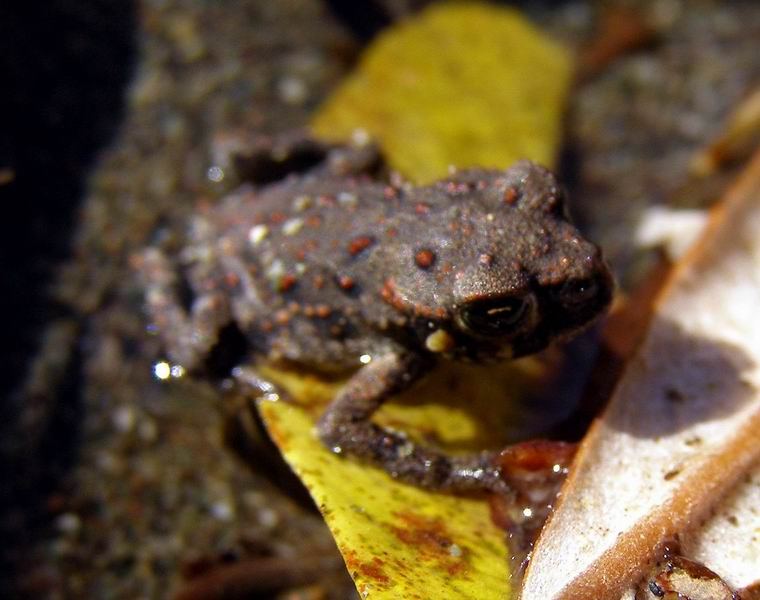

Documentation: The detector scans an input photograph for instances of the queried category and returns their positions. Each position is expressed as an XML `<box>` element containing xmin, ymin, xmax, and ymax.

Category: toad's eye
<box><xmin>556</xmin><ymin>278</ymin><xmax>599</xmax><ymax>309</ymax></box>
<box><xmin>459</xmin><ymin>296</ymin><xmax>531</xmax><ymax>337</ymax></box>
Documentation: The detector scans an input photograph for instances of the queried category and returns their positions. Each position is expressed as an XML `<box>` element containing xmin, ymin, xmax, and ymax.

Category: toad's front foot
<box><xmin>317</xmin><ymin>352</ymin><xmax>508</xmax><ymax>494</ymax></box>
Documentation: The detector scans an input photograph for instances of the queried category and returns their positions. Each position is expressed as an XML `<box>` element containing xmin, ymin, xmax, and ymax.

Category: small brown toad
<box><xmin>138</xmin><ymin>137</ymin><xmax>613</xmax><ymax>492</ymax></box>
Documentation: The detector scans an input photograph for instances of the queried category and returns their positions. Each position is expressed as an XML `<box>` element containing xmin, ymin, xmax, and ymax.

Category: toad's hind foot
<box><xmin>137</xmin><ymin>248</ymin><xmax>232</xmax><ymax>370</ymax></box>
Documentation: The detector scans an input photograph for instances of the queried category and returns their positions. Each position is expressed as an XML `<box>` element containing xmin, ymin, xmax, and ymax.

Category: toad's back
<box><xmin>181</xmin><ymin>161</ymin><xmax>610</xmax><ymax>372</ymax></box>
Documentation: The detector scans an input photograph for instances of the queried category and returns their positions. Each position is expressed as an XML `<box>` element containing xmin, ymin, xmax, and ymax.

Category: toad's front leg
<box><xmin>317</xmin><ymin>352</ymin><xmax>506</xmax><ymax>493</ymax></box>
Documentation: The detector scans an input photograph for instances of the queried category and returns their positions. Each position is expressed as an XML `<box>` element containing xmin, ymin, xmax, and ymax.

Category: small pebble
<box><xmin>258</xmin><ymin>507</ymin><xmax>280</xmax><ymax>529</ymax></box>
<box><xmin>138</xmin><ymin>418</ymin><xmax>159</xmax><ymax>443</ymax></box>
<box><xmin>210</xmin><ymin>501</ymin><xmax>235</xmax><ymax>521</ymax></box>
<box><xmin>113</xmin><ymin>405</ymin><xmax>136</xmax><ymax>433</ymax></box>
<box><xmin>277</xmin><ymin>75</ymin><xmax>308</xmax><ymax>105</ymax></box>
<box><xmin>56</xmin><ymin>512</ymin><xmax>82</xmax><ymax>535</ymax></box>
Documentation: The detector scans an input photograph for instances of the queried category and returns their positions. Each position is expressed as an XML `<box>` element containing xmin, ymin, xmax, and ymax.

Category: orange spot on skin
<box><xmin>337</xmin><ymin>275</ymin><xmax>355</xmax><ymax>291</ymax></box>
<box><xmin>503</xmin><ymin>186</ymin><xmax>519</xmax><ymax>204</ymax></box>
<box><xmin>415</xmin><ymin>248</ymin><xmax>436</xmax><ymax>269</ymax></box>
<box><xmin>278</xmin><ymin>273</ymin><xmax>297</xmax><ymax>292</ymax></box>
<box><xmin>348</xmin><ymin>235</ymin><xmax>374</xmax><ymax>256</ymax></box>
<box><xmin>314</xmin><ymin>304</ymin><xmax>332</xmax><ymax>318</ymax></box>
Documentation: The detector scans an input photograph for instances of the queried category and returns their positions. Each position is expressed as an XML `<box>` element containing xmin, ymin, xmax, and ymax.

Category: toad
<box><xmin>138</xmin><ymin>136</ymin><xmax>613</xmax><ymax>493</ymax></box>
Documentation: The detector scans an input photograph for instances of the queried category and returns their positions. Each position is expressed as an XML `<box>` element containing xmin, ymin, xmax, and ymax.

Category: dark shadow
<box><xmin>233</xmin><ymin>138</ymin><xmax>332</xmax><ymax>185</ymax></box>
<box><xmin>0</xmin><ymin>1</ymin><xmax>137</xmax><ymax>595</ymax></box>
<box><xmin>384</xmin><ymin>314</ymin><xmax>755</xmax><ymax>452</ymax></box>
<box><xmin>222</xmin><ymin>389</ymin><xmax>319</xmax><ymax>514</ymax></box>
<box><xmin>603</xmin><ymin>316</ymin><xmax>755</xmax><ymax>438</ymax></box>
<box><xmin>323</xmin><ymin>0</ymin><xmax>398</xmax><ymax>41</ymax></box>
<box><xmin>382</xmin><ymin>326</ymin><xmax>606</xmax><ymax>453</ymax></box>
<box><xmin>0</xmin><ymin>1</ymin><xmax>137</xmax><ymax>401</ymax></box>
<box><xmin>323</xmin><ymin>0</ymin><xmax>576</xmax><ymax>43</ymax></box>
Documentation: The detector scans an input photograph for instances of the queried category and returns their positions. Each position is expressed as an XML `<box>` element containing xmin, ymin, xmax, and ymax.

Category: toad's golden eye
<box><xmin>459</xmin><ymin>296</ymin><xmax>531</xmax><ymax>337</ymax></box>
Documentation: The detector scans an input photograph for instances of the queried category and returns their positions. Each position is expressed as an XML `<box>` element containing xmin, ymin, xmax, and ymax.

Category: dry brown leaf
<box><xmin>521</xmin><ymin>149</ymin><xmax>760</xmax><ymax>599</ymax></box>
<box><xmin>679</xmin><ymin>459</ymin><xmax>760</xmax><ymax>591</ymax></box>
<box><xmin>691</xmin><ymin>86</ymin><xmax>760</xmax><ymax>177</ymax></box>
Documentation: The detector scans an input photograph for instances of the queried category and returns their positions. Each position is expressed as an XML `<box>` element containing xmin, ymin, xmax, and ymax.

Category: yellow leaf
<box><xmin>256</xmin><ymin>357</ymin><xmax>558</xmax><ymax>600</ymax></box>
<box><xmin>259</xmin><ymin>400</ymin><xmax>504</xmax><ymax>599</ymax></box>
<box><xmin>258</xmin><ymin>4</ymin><xmax>574</xmax><ymax>597</ymax></box>
<box><xmin>311</xmin><ymin>2</ymin><xmax>572</xmax><ymax>182</ymax></box>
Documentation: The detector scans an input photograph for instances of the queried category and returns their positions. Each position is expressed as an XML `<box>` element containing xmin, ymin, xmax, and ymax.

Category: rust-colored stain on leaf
<box><xmin>390</xmin><ymin>511</ymin><xmax>471</xmax><ymax>577</ymax></box>
<box><xmin>344</xmin><ymin>550</ymin><xmax>391</xmax><ymax>588</ymax></box>
<box><xmin>257</xmin><ymin>393</ymin><xmax>515</xmax><ymax>599</ymax></box>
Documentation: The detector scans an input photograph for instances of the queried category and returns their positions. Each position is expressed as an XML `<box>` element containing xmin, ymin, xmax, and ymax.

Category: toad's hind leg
<box><xmin>317</xmin><ymin>352</ymin><xmax>507</xmax><ymax>493</ymax></box>
<box><xmin>137</xmin><ymin>248</ymin><xmax>232</xmax><ymax>370</ymax></box>
<box><xmin>213</xmin><ymin>129</ymin><xmax>383</xmax><ymax>184</ymax></box>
